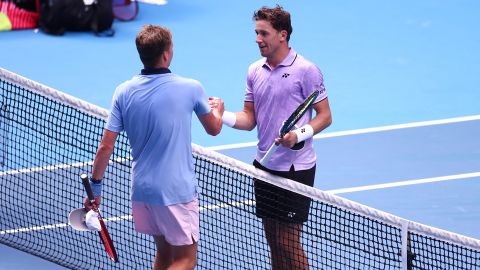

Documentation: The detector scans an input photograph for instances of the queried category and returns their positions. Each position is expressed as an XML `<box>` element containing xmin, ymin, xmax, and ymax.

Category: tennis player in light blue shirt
<box><xmin>84</xmin><ymin>25</ymin><xmax>224</xmax><ymax>270</ymax></box>
<box><xmin>106</xmin><ymin>72</ymin><xmax>210</xmax><ymax>206</ymax></box>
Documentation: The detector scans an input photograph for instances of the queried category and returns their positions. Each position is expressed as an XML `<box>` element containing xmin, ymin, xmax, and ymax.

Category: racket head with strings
<box><xmin>112</xmin><ymin>0</ymin><xmax>139</xmax><ymax>21</ymax></box>
<box><xmin>279</xmin><ymin>89</ymin><xmax>320</xmax><ymax>136</ymax></box>
<box><xmin>81</xmin><ymin>174</ymin><xmax>119</xmax><ymax>263</ymax></box>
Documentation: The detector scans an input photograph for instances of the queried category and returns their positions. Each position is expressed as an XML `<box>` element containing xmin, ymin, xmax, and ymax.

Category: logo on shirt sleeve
<box><xmin>282</xmin><ymin>73</ymin><xmax>290</xmax><ymax>78</ymax></box>
<box><xmin>316</xmin><ymin>85</ymin><xmax>326</xmax><ymax>95</ymax></box>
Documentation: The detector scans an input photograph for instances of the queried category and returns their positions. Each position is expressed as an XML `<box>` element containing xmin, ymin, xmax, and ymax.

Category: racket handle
<box><xmin>81</xmin><ymin>174</ymin><xmax>95</xmax><ymax>201</ymax></box>
<box><xmin>259</xmin><ymin>143</ymin><xmax>279</xmax><ymax>166</ymax></box>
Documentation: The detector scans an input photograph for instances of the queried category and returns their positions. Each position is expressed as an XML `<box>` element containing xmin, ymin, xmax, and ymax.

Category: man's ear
<box><xmin>159</xmin><ymin>49</ymin><xmax>170</xmax><ymax>65</ymax></box>
<box><xmin>279</xmin><ymin>30</ymin><xmax>288</xmax><ymax>42</ymax></box>
<box><xmin>161</xmin><ymin>50</ymin><xmax>168</xmax><ymax>63</ymax></box>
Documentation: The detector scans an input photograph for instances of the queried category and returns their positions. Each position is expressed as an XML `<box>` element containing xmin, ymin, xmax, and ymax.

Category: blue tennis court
<box><xmin>1</xmin><ymin>0</ymin><xmax>479</xmax><ymax>269</ymax></box>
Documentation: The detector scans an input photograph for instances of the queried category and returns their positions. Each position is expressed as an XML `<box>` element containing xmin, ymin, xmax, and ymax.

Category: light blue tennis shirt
<box><xmin>245</xmin><ymin>48</ymin><xmax>328</xmax><ymax>171</ymax></box>
<box><xmin>106</xmin><ymin>68</ymin><xmax>211</xmax><ymax>206</ymax></box>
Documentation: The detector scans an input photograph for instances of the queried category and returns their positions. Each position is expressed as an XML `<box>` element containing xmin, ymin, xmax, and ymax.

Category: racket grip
<box><xmin>81</xmin><ymin>174</ymin><xmax>95</xmax><ymax>201</ymax></box>
<box><xmin>259</xmin><ymin>143</ymin><xmax>279</xmax><ymax>166</ymax></box>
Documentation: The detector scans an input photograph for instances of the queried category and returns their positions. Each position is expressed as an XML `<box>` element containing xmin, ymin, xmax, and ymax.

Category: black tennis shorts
<box><xmin>253</xmin><ymin>159</ymin><xmax>316</xmax><ymax>223</ymax></box>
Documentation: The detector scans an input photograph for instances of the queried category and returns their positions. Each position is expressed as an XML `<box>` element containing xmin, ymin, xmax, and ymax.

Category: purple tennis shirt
<box><xmin>245</xmin><ymin>48</ymin><xmax>327</xmax><ymax>171</ymax></box>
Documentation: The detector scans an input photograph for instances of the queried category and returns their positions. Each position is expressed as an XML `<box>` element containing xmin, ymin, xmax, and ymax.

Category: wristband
<box><xmin>90</xmin><ymin>177</ymin><xmax>103</xmax><ymax>197</ymax></box>
<box><xmin>292</xmin><ymin>124</ymin><xmax>314</xmax><ymax>143</ymax></box>
<box><xmin>222</xmin><ymin>111</ymin><xmax>236</xmax><ymax>127</ymax></box>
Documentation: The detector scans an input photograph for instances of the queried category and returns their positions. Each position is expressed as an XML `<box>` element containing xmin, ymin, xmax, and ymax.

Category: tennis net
<box><xmin>1</xmin><ymin>67</ymin><xmax>479</xmax><ymax>269</ymax></box>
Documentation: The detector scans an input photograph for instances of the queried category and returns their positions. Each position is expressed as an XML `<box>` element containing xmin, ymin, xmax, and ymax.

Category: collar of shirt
<box><xmin>262</xmin><ymin>48</ymin><xmax>298</xmax><ymax>70</ymax></box>
<box><xmin>140</xmin><ymin>67</ymin><xmax>172</xmax><ymax>75</ymax></box>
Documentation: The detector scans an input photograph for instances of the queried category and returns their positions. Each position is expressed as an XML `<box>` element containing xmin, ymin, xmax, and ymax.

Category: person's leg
<box><xmin>153</xmin><ymin>235</ymin><xmax>173</xmax><ymax>270</ymax></box>
<box><xmin>168</xmin><ymin>239</ymin><xmax>198</xmax><ymax>270</ymax></box>
<box><xmin>153</xmin><ymin>235</ymin><xmax>198</xmax><ymax>270</ymax></box>
<box><xmin>263</xmin><ymin>218</ymin><xmax>282</xmax><ymax>270</ymax></box>
<box><xmin>263</xmin><ymin>218</ymin><xmax>309</xmax><ymax>270</ymax></box>
<box><xmin>253</xmin><ymin>161</ymin><xmax>314</xmax><ymax>270</ymax></box>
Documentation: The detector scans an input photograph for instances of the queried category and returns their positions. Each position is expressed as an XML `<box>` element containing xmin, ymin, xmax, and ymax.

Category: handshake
<box><xmin>208</xmin><ymin>97</ymin><xmax>237</xmax><ymax>128</ymax></box>
<box><xmin>208</xmin><ymin>96</ymin><xmax>224</xmax><ymax>111</ymax></box>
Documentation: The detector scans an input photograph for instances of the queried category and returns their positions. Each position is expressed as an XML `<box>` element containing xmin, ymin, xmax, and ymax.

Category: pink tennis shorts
<box><xmin>132</xmin><ymin>198</ymin><xmax>199</xmax><ymax>246</ymax></box>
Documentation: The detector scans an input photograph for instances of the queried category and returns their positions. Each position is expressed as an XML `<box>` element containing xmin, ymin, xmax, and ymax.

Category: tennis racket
<box><xmin>259</xmin><ymin>90</ymin><xmax>320</xmax><ymax>166</ymax></box>
<box><xmin>81</xmin><ymin>174</ymin><xmax>119</xmax><ymax>263</ymax></box>
<box><xmin>112</xmin><ymin>0</ymin><xmax>139</xmax><ymax>21</ymax></box>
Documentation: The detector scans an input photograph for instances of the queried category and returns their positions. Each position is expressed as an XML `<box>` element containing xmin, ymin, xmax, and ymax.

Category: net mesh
<box><xmin>1</xmin><ymin>68</ymin><xmax>479</xmax><ymax>269</ymax></box>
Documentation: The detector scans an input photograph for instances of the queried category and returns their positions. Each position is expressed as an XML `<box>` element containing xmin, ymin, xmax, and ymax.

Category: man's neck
<box><xmin>152</xmin><ymin>63</ymin><xmax>169</xmax><ymax>69</ymax></box>
<box><xmin>141</xmin><ymin>67</ymin><xmax>171</xmax><ymax>75</ymax></box>
<box><xmin>267</xmin><ymin>47</ymin><xmax>290</xmax><ymax>68</ymax></box>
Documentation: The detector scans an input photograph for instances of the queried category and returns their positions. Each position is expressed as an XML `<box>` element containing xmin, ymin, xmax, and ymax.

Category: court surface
<box><xmin>1</xmin><ymin>0</ymin><xmax>479</xmax><ymax>269</ymax></box>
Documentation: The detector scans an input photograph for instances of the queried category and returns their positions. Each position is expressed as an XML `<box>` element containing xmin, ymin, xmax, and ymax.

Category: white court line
<box><xmin>2</xmin><ymin>171</ymin><xmax>478</xmax><ymax>235</ymax></box>
<box><xmin>137</xmin><ymin>0</ymin><xmax>168</xmax><ymax>5</ymax></box>
<box><xmin>0</xmin><ymin>223</ymin><xmax>69</xmax><ymax>235</ymax></box>
<box><xmin>327</xmin><ymin>172</ymin><xmax>480</xmax><ymax>194</ymax></box>
<box><xmin>0</xmin><ymin>157</ymin><xmax>130</xmax><ymax>177</ymax></box>
<box><xmin>208</xmin><ymin>115</ymin><xmax>480</xmax><ymax>151</ymax></box>
<box><xmin>0</xmin><ymin>161</ymin><xmax>92</xmax><ymax>177</ymax></box>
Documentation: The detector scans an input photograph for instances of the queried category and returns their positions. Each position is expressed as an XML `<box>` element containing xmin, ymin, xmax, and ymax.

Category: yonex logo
<box><xmin>301</xmin><ymin>128</ymin><xmax>306</xmax><ymax>133</ymax></box>
<box><xmin>282</xmin><ymin>73</ymin><xmax>290</xmax><ymax>78</ymax></box>
<box><xmin>288</xmin><ymin>212</ymin><xmax>296</xmax><ymax>218</ymax></box>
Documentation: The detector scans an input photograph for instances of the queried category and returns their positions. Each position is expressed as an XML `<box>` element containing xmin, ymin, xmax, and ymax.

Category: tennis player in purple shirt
<box><xmin>213</xmin><ymin>5</ymin><xmax>332</xmax><ymax>270</ymax></box>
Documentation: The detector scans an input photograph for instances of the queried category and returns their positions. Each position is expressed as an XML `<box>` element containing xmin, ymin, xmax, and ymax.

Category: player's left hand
<box><xmin>275</xmin><ymin>131</ymin><xmax>298</xmax><ymax>148</ymax></box>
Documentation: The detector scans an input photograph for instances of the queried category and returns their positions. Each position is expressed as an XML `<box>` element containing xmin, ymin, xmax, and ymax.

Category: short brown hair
<box><xmin>135</xmin><ymin>25</ymin><xmax>172</xmax><ymax>68</ymax></box>
<box><xmin>253</xmin><ymin>5</ymin><xmax>292</xmax><ymax>41</ymax></box>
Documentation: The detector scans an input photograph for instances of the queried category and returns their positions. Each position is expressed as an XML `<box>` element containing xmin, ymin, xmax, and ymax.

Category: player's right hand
<box><xmin>84</xmin><ymin>196</ymin><xmax>101</xmax><ymax>210</ymax></box>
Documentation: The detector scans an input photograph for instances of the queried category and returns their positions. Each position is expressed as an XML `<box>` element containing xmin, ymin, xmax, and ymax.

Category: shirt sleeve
<box><xmin>244</xmin><ymin>65</ymin><xmax>255</xmax><ymax>102</ymax></box>
<box><xmin>105</xmin><ymin>87</ymin><xmax>124</xmax><ymax>133</ymax></box>
<box><xmin>301</xmin><ymin>64</ymin><xmax>327</xmax><ymax>103</ymax></box>
<box><xmin>193</xmin><ymin>82</ymin><xmax>211</xmax><ymax>117</ymax></box>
